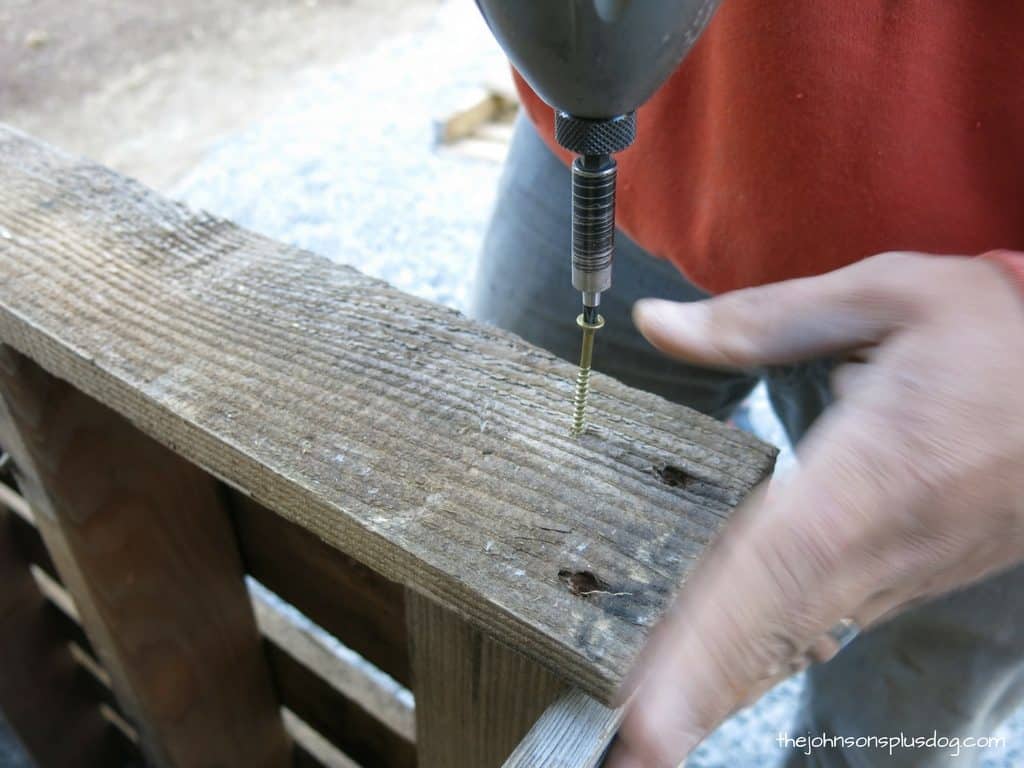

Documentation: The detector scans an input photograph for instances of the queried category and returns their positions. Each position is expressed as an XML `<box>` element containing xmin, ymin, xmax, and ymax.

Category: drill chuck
<box><xmin>571</xmin><ymin>155</ymin><xmax>617</xmax><ymax>307</ymax></box>
<box><xmin>555</xmin><ymin>112</ymin><xmax>636</xmax><ymax>156</ymax></box>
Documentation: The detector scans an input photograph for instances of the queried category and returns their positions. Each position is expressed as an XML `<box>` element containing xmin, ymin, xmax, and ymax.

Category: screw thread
<box><xmin>570</xmin><ymin>365</ymin><xmax>592</xmax><ymax>437</ymax></box>
<box><xmin>570</xmin><ymin>311</ymin><xmax>604</xmax><ymax>437</ymax></box>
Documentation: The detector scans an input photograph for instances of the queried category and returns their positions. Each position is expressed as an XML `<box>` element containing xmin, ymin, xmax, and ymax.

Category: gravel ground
<box><xmin>173</xmin><ymin>1</ymin><xmax>506</xmax><ymax>311</ymax></box>
<box><xmin>168</xmin><ymin>3</ymin><xmax>1024</xmax><ymax>766</ymax></box>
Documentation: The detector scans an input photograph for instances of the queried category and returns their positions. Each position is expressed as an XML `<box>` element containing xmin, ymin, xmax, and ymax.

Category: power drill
<box><xmin>475</xmin><ymin>0</ymin><xmax>721</xmax><ymax>434</ymax></box>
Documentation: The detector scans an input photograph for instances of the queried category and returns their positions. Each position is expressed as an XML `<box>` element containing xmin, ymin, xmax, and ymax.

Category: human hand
<box><xmin>608</xmin><ymin>252</ymin><xmax>1024</xmax><ymax>767</ymax></box>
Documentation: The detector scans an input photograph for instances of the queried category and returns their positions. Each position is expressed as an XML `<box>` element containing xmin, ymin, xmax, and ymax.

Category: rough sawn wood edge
<box><xmin>502</xmin><ymin>689</ymin><xmax>621</xmax><ymax>768</ymax></box>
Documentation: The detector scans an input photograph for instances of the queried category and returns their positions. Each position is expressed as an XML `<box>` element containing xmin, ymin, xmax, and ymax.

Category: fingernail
<box><xmin>633</xmin><ymin>298</ymin><xmax>674</xmax><ymax>326</ymax></box>
<box><xmin>633</xmin><ymin>299</ymin><xmax>708</xmax><ymax>343</ymax></box>
<box><xmin>633</xmin><ymin>299</ymin><xmax>681</xmax><ymax>335</ymax></box>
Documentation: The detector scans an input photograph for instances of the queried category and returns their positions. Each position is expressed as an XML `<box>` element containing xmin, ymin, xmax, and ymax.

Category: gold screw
<box><xmin>570</xmin><ymin>312</ymin><xmax>604</xmax><ymax>437</ymax></box>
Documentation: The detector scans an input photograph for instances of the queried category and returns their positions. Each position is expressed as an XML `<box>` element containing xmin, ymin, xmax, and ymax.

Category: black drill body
<box><xmin>475</xmin><ymin>0</ymin><xmax>721</xmax><ymax>311</ymax></box>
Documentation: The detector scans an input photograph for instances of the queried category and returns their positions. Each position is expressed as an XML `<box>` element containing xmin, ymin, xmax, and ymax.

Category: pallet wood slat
<box><xmin>0</xmin><ymin>125</ymin><xmax>776</xmax><ymax>701</ymax></box>
<box><xmin>0</xmin><ymin>505</ymin><xmax>139</xmax><ymax>767</ymax></box>
<box><xmin>3</xmin><ymin>480</ymin><xmax>107</xmax><ymax>660</ymax></box>
<box><xmin>251</xmin><ymin>586</ymin><xmax>415</xmax><ymax>744</ymax></box>
<box><xmin>10</xmin><ymin>473</ymin><xmax>415</xmax><ymax>764</ymax></box>
<box><xmin>0</xmin><ymin>349</ymin><xmax>291</xmax><ymax>768</ymax></box>
<box><xmin>284</xmin><ymin>709</ymin><xmax>361</xmax><ymax>768</ymax></box>
<box><xmin>502</xmin><ymin>689</ymin><xmax>621</xmax><ymax>768</ymax></box>
<box><xmin>29</xmin><ymin>562</ymin><xmax>81</xmax><ymax>623</ymax></box>
<box><xmin>27</xmin><ymin>509</ymin><xmax>389</xmax><ymax>768</ymax></box>
<box><xmin>267</xmin><ymin>642</ymin><xmax>417</xmax><ymax>768</ymax></box>
<box><xmin>2</xmin><ymin>489</ymin><xmax>57</xmax><ymax>577</ymax></box>
<box><xmin>4</xmin><ymin>482</ymin><xmax>151</xmax><ymax>760</ymax></box>
<box><xmin>231</xmin><ymin>492</ymin><xmax>411</xmax><ymax>686</ymax></box>
<box><xmin>0</xmin><ymin>477</ymin><xmax>33</xmax><ymax>524</ymax></box>
<box><xmin>44</xmin><ymin>593</ymin><xmax>95</xmax><ymax>657</ymax></box>
<box><xmin>408</xmin><ymin>590</ymin><xmax>564</xmax><ymax>767</ymax></box>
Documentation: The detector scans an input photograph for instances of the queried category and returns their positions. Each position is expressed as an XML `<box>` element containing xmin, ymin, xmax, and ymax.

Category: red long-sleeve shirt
<box><xmin>516</xmin><ymin>1</ymin><xmax>1024</xmax><ymax>295</ymax></box>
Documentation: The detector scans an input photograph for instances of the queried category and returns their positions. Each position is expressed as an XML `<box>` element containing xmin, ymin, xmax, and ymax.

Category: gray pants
<box><xmin>471</xmin><ymin>115</ymin><xmax>1024</xmax><ymax>767</ymax></box>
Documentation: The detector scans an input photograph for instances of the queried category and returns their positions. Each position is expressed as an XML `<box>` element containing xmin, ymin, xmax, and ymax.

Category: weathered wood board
<box><xmin>407</xmin><ymin>589</ymin><xmax>564</xmax><ymax>767</ymax></box>
<box><xmin>0</xmin><ymin>124</ymin><xmax>776</xmax><ymax>702</ymax></box>
<box><xmin>503</xmin><ymin>689</ymin><xmax>621</xmax><ymax>768</ymax></box>
<box><xmin>0</xmin><ymin>499</ymin><xmax>137</xmax><ymax>767</ymax></box>
<box><xmin>230</xmin><ymin>492</ymin><xmax>411</xmax><ymax>685</ymax></box>
<box><xmin>7</xmin><ymin>470</ymin><xmax>415</xmax><ymax>767</ymax></box>
<box><xmin>0</xmin><ymin>349</ymin><xmax>291</xmax><ymax>768</ymax></box>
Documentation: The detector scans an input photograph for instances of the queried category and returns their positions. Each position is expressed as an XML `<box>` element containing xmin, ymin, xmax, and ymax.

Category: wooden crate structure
<box><xmin>0</xmin><ymin>125</ymin><xmax>776</xmax><ymax>768</ymax></box>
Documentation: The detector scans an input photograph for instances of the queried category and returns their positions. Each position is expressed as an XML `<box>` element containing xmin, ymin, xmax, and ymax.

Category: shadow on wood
<box><xmin>0</xmin><ymin>348</ymin><xmax>291</xmax><ymax>768</ymax></box>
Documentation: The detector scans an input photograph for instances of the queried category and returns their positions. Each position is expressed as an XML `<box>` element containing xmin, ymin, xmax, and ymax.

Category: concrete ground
<box><xmin>1</xmin><ymin>1</ymin><xmax>1021</xmax><ymax>766</ymax></box>
<box><xmin>1</xmin><ymin>0</ymin><xmax>443</xmax><ymax>189</ymax></box>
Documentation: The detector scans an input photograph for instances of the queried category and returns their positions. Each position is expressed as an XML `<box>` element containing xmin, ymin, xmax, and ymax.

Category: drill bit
<box><xmin>570</xmin><ymin>308</ymin><xmax>605</xmax><ymax>437</ymax></box>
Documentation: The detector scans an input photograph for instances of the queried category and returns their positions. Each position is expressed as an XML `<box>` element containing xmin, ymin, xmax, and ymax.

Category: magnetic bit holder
<box><xmin>570</xmin><ymin>312</ymin><xmax>605</xmax><ymax>437</ymax></box>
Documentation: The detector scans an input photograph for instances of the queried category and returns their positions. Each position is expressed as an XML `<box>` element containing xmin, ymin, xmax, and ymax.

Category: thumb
<box><xmin>633</xmin><ymin>253</ymin><xmax>920</xmax><ymax>368</ymax></box>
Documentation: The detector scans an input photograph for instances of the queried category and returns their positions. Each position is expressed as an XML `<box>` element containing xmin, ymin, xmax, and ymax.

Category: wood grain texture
<box><xmin>231</xmin><ymin>491</ymin><xmax>410</xmax><ymax>685</ymax></box>
<box><xmin>408</xmin><ymin>590</ymin><xmax>563</xmax><ymax>768</ymax></box>
<box><xmin>502</xmin><ymin>689</ymin><xmax>621</xmax><ymax>768</ymax></box>
<box><xmin>0</xmin><ymin>348</ymin><xmax>291</xmax><ymax>768</ymax></box>
<box><xmin>0</xmin><ymin>125</ymin><xmax>776</xmax><ymax>702</ymax></box>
